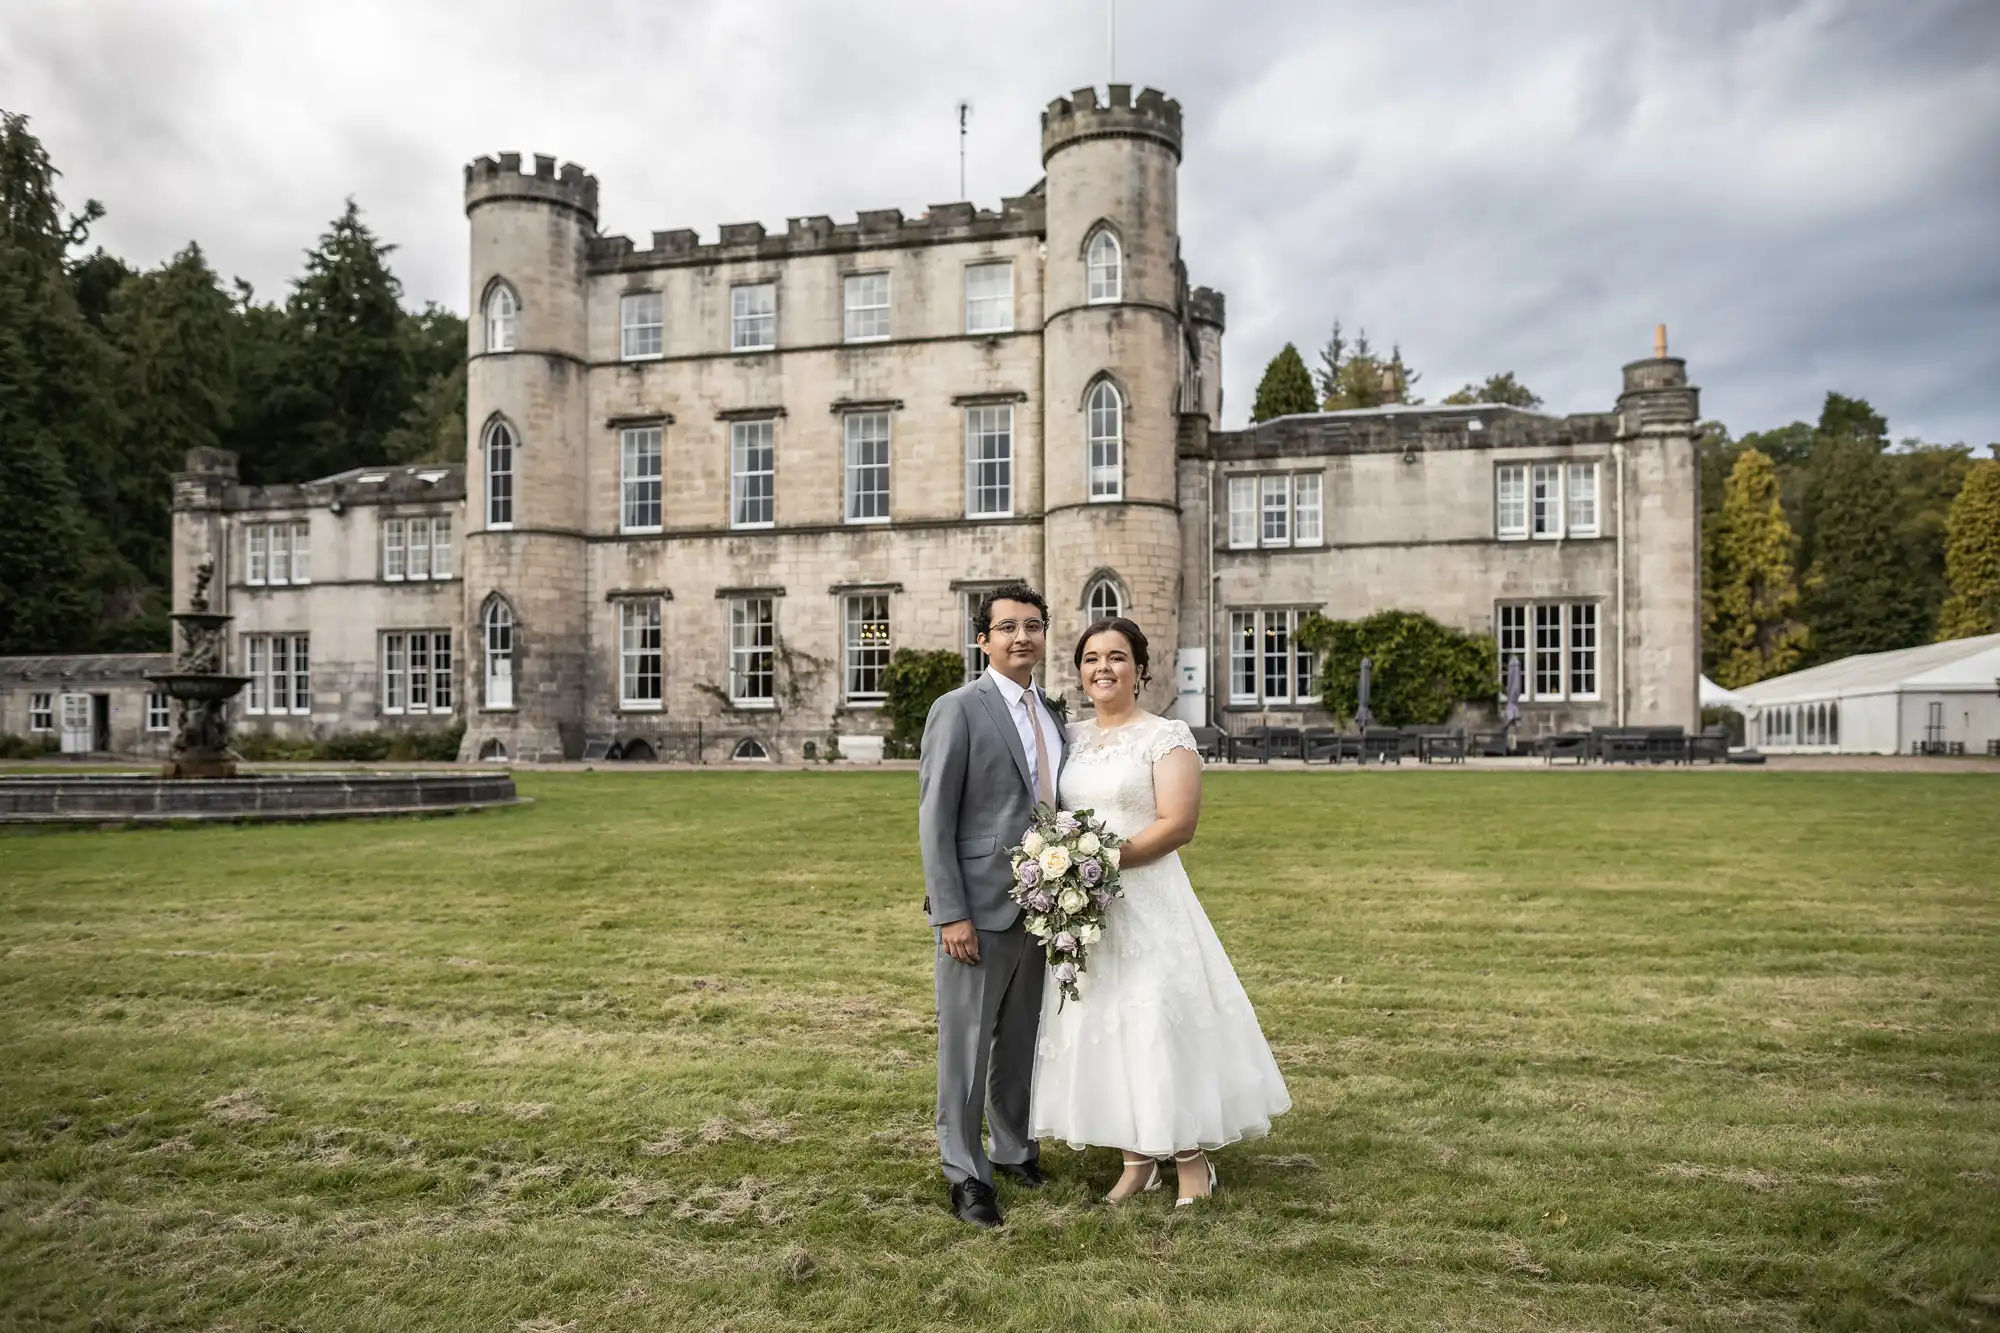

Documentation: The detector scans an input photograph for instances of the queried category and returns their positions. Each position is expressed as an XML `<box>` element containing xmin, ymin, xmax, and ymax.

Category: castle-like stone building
<box><xmin>140</xmin><ymin>84</ymin><xmax>1699</xmax><ymax>764</ymax></box>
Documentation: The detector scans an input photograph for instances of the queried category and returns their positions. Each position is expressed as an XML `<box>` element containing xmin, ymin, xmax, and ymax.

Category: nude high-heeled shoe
<box><xmin>1173</xmin><ymin>1150</ymin><xmax>1218</xmax><ymax>1207</ymax></box>
<box><xmin>1104</xmin><ymin>1154</ymin><xmax>1163</xmax><ymax>1204</ymax></box>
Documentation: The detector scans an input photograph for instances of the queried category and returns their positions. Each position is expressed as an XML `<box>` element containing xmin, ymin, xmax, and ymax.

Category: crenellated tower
<box><xmin>1040</xmin><ymin>86</ymin><xmax>1187</xmax><ymax>708</ymax></box>
<box><xmin>459</xmin><ymin>153</ymin><xmax>598</xmax><ymax>762</ymax></box>
<box><xmin>1613</xmin><ymin>324</ymin><xmax>1702</xmax><ymax>730</ymax></box>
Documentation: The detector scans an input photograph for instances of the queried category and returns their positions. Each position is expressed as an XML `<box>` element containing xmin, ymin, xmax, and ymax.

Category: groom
<box><xmin>918</xmin><ymin>583</ymin><xmax>1066</xmax><ymax>1228</ymax></box>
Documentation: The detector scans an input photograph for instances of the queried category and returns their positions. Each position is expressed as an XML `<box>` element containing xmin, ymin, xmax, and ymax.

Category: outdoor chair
<box><xmin>1265</xmin><ymin>726</ymin><xmax>1304</xmax><ymax>761</ymax></box>
<box><xmin>1301</xmin><ymin>727</ymin><xmax>1342</xmax><ymax>764</ymax></box>
<box><xmin>1645</xmin><ymin>727</ymin><xmax>1691</xmax><ymax>764</ymax></box>
<box><xmin>1422</xmin><ymin>730</ymin><xmax>1467</xmax><ymax>764</ymax></box>
<box><xmin>1360</xmin><ymin>728</ymin><xmax>1403</xmax><ymax>764</ymax></box>
<box><xmin>1687</xmin><ymin>726</ymin><xmax>1729</xmax><ymax>764</ymax></box>
<box><xmin>1226</xmin><ymin>727</ymin><xmax>1271</xmax><ymax>764</ymax></box>
<box><xmin>1188</xmin><ymin>726</ymin><xmax>1228</xmax><ymax>762</ymax></box>
<box><xmin>1602</xmin><ymin>733</ymin><xmax>1651</xmax><ymax>764</ymax></box>
<box><xmin>1471</xmin><ymin>729</ymin><xmax>1511</xmax><ymax>758</ymax></box>
<box><xmin>1543</xmin><ymin>732</ymin><xmax>1591</xmax><ymax>764</ymax></box>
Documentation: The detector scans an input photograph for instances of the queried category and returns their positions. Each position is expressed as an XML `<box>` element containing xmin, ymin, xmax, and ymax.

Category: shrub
<box><xmin>880</xmin><ymin>648</ymin><xmax>968</xmax><ymax>757</ymax></box>
<box><xmin>0</xmin><ymin>734</ymin><xmax>60</xmax><ymax>759</ymax></box>
<box><xmin>232</xmin><ymin>724</ymin><xmax>465</xmax><ymax>763</ymax></box>
<box><xmin>1297</xmin><ymin>610</ymin><xmax>1497</xmax><ymax>727</ymax></box>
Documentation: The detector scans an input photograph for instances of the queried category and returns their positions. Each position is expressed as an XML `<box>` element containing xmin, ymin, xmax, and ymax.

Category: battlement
<box><xmin>587</xmin><ymin>191</ymin><xmax>1047</xmax><ymax>273</ymax></box>
<box><xmin>1189</xmin><ymin>286</ymin><xmax>1226</xmax><ymax>329</ymax></box>
<box><xmin>464</xmin><ymin>153</ymin><xmax>599</xmax><ymax>223</ymax></box>
<box><xmin>1041</xmin><ymin>85</ymin><xmax>1182</xmax><ymax>165</ymax></box>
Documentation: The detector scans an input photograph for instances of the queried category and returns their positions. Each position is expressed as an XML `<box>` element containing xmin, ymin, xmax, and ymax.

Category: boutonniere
<box><xmin>1044</xmin><ymin>691</ymin><xmax>1071</xmax><ymax>724</ymax></box>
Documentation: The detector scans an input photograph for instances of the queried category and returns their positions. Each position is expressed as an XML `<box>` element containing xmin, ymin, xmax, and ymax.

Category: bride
<box><xmin>1030</xmin><ymin>616</ymin><xmax>1291</xmax><ymax>1205</ymax></box>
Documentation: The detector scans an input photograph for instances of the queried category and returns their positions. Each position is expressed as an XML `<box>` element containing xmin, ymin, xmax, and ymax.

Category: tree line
<box><xmin>1249</xmin><ymin>332</ymin><xmax>2000</xmax><ymax>685</ymax></box>
<box><xmin>0</xmin><ymin>110</ymin><xmax>464</xmax><ymax>656</ymax></box>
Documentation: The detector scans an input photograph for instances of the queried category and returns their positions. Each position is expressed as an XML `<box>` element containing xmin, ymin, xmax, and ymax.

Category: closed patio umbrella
<box><xmin>1355</xmin><ymin>656</ymin><xmax>1374</xmax><ymax>731</ymax></box>
<box><xmin>1503</xmin><ymin>656</ymin><xmax>1523</xmax><ymax>727</ymax></box>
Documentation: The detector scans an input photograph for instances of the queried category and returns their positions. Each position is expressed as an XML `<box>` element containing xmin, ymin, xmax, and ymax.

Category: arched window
<box><xmin>1086</xmin><ymin>229</ymin><xmax>1122</xmax><ymax>303</ymax></box>
<box><xmin>478</xmin><ymin>738</ymin><xmax>508</xmax><ymax>761</ymax></box>
<box><xmin>1086</xmin><ymin>379</ymin><xmax>1123</xmax><ymax>501</ymax></box>
<box><xmin>484</xmin><ymin>420</ymin><xmax>516</xmax><ymax>529</ymax></box>
<box><xmin>732</xmin><ymin>737</ymin><xmax>770</xmax><ymax>762</ymax></box>
<box><xmin>1086</xmin><ymin>577</ymin><xmax>1123</xmax><ymax>623</ymax></box>
<box><xmin>1828</xmin><ymin>701</ymin><xmax>1840</xmax><ymax>746</ymax></box>
<box><xmin>484</xmin><ymin>281</ymin><xmax>518</xmax><ymax>353</ymax></box>
<box><xmin>483</xmin><ymin>599</ymin><xmax>515</xmax><ymax>709</ymax></box>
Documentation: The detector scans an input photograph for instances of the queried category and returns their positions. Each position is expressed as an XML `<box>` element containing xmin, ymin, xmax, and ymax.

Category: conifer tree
<box><xmin>1704</xmin><ymin>448</ymin><xmax>1808</xmax><ymax>686</ymax></box>
<box><xmin>1799</xmin><ymin>438</ymin><xmax>1928</xmax><ymax>661</ymax></box>
<box><xmin>1442</xmin><ymin>372</ymin><xmax>1541</xmax><ymax>408</ymax></box>
<box><xmin>1936</xmin><ymin>458</ymin><xmax>2000</xmax><ymax>640</ymax></box>
<box><xmin>1250</xmin><ymin>343</ymin><xmax>1318</xmax><ymax>422</ymax></box>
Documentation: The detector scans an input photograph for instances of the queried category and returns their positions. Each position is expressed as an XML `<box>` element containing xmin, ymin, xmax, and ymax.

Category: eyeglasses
<box><xmin>988</xmin><ymin>619</ymin><xmax>1047</xmax><ymax>636</ymax></box>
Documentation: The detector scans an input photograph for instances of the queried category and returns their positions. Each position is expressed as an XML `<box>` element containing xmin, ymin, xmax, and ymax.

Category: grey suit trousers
<box><xmin>935</xmin><ymin>919</ymin><xmax>1045</xmax><ymax>1186</ymax></box>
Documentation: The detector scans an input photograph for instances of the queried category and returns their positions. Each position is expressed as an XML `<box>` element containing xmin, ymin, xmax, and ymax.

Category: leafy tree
<box><xmin>1441</xmin><ymin>372</ymin><xmax>1542</xmax><ymax>408</ymax></box>
<box><xmin>1937</xmin><ymin>458</ymin><xmax>2000</xmax><ymax>640</ymax></box>
<box><xmin>1799</xmin><ymin>438</ymin><xmax>1928</xmax><ymax>661</ymax></box>
<box><xmin>1887</xmin><ymin>442</ymin><xmax>1975</xmax><ymax>637</ymax></box>
<box><xmin>1297</xmin><ymin>610</ymin><xmax>1496</xmax><ymax>726</ymax></box>
<box><xmin>383</xmin><ymin>303</ymin><xmax>467</xmax><ymax>464</ymax></box>
<box><xmin>1704</xmin><ymin>449</ymin><xmax>1809</xmax><ymax>686</ymax></box>
<box><xmin>1313</xmin><ymin>321</ymin><xmax>1420</xmax><ymax>409</ymax></box>
<box><xmin>881</xmin><ymin>648</ymin><xmax>968</xmax><ymax>756</ymax></box>
<box><xmin>1250</xmin><ymin>343</ymin><xmax>1318</xmax><ymax>422</ymax></box>
<box><xmin>1818</xmin><ymin>391</ymin><xmax>1888</xmax><ymax>450</ymax></box>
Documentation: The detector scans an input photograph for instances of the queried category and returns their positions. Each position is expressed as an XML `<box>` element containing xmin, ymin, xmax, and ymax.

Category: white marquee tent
<box><xmin>1726</xmin><ymin>632</ymin><xmax>2000</xmax><ymax>755</ymax></box>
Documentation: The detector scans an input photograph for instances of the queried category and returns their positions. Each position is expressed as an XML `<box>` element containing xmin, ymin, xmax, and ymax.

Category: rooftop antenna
<box><xmin>957</xmin><ymin>100</ymin><xmax>972</xmax><ymax>201</ymax></box>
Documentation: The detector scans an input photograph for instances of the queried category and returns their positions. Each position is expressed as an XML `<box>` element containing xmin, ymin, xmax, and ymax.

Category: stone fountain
<box><xmin>0</xmin><ymin>560</ymin><xmax>519</xmax><ymax>825</ymax></box>
<box><xmin>145</xmin><ymin>561</ymin><xmax>252</xmax><ymax>779</ymax></box>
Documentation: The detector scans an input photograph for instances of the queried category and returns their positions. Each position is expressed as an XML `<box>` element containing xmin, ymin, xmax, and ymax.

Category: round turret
<box><xmin>1040</xmin><ymin>87</ymin><xmax>1188</xmax><ymax>707</ymax></box>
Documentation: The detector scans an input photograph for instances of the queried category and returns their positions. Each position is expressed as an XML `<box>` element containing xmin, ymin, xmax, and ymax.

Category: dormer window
<box><xmin>483</xmin><ymin>281</ymin><xmax>518</xmax><ymax>352</ymax></box>
<box><xmin>1086</xmin><ymin>229</ymin><xmax>1122</xmax><ymax>304</ymax></box>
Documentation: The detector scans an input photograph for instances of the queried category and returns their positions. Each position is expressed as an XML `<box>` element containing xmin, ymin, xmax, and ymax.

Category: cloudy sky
<box><xmin>6</xmin><ymin>0</ymin><xmax>1997</xmax><ymax>443</ymax></box>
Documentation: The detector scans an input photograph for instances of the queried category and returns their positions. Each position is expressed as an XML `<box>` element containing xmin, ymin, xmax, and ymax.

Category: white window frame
<box><xmin>964</xmin><ymin>261</ymin><xmax>1013</xmax><ymax>335</ymax></box>
<box><xmin>245</xmin><ymin>638</ymin><xmax>266</xmax><ymax>713</ymax></box>
<box><xmin>843</xmin><ymin>272</ymin><xmax>890</xmax><ymax>342</ymax></box>
<box><xmin>1568</xmin><ymin>602</ymin><xmax>1599</xmax><ymax>700</ymax></box>
<box><xmin>1496</xmin><ymin>464</ymin><xmax>1528</xmax><ymax>540</ymax></box>
<box><xmin>1533</xmin><ymin>604</ymin><xmax>1564</xmax><ymax>697</ymax></box>
<box><xmin>267</xmin><ymin>524</ymin><xmax>290</xmax><ymax>585</ymax></box>
<box><xmin>1498</xmin><ymin>604</ymin><xmax>1528</xmax><ymax>699</ymax></box>
<box><xmin>730</xmin><ymin>282</ymin><xmax>776</xmax><ymax>352</ymax></box>
<box><xmin>1260</xmin><ymin>475</ymin><xmax>1292</xmax><ymax>548</ymax></box>
<box><xmin>485</xmin><ymin>420</ymin><xmax>516</xmax><ymax>530</ymax></box>
<box><xmin>146</xmin><ymin>691</ymin><xmax>171</xmax><ymax>732</ymax></box>
<box><xmin>729</xmin><ymin>419</ymin><xmax>776</xmax><ymax>530</ymax></box>
<box><xmin>843</xmin><ymin>412</ymin><xmax>891</xmax><ymax>524</ymax></box>
<box><xmin>288</xmin><ymin>522</ymin><xmax>310</xmax><ymax>585</ymax></box>
<box><xmin>1085</xmin><ymin>578</ymin><xmax>1123</xmax><ymax>622</ymax></box>
<box><xmin>431</xmin><ymin>516</ymin><xmax>453</xmax><ymax>579</ymax></box>
<box><xmin>1531</xmin><ymin>462</ymin><xmax>1564</xmax><ymax>540</ymax></box>
<box><xmin>1086</xmin><ymin>380</ymin><xmax>1123</xmax><ymax>501</ymax></box>
<box><xmin>243</xmin><ymin>634</ymin><xmax>310</xmax><ymax>716</ymax></box>
<box><xmin>484</xmin><ymin>281</ymin><xmax>517</xmax><ymax>353</ymax></box>
<box><xmin>1293</xmin><ymin>473</ymin><xmax>1324</xmax><ymax>547</ymax></box>
<box><xmin>1567</xmin><ymin>461</ymin><xmax>1600</xmax><ymax>538</ymax></box>
<box><xmin>619</xmin><ymin>599</ymin><xmax>663</xmax><ymax>709</ymax></box>
<box><xmin>247</xmin><ymin>524</ymin><xmax>267</xmax><ymax>585</ymax></box>
<box><xmin>382</xmin><ymin>631</ymin><xmax>454</xmax><ymax>717</ymax></box>
<box><xmin>1086</xmin><ymin>229</ymin><xmax>1123</xmax><ymax>304</ymax></box>
<box><xmin>963</xmin><ymin>592</ymin><xmax>986</xmax><ymax>684</ymax></box>
<box><xmin>728</xmin><ymin>596</ymin><xmax>776</xmax><ymax>707</ymax></box>
<box><xmin>621</xmin><ymin>426</ymin><xmax>664</xmax><ymax>533</ymax></box>
<box><xmin>620</xmin><ymin>291</ymin><xmax>663</xmax><ymax>360</ymax></box>
<box><xmin>483</xmin><ymin>601</ymin><xmax>514</xmax><ymax>710</ymax></box>
<box><xmin>405</xmin><ymin>518</ymin><xmax>430</xmax><ymax>582</ymax></box>
<box><xmin>383</xmin><ymin>632</ymin><xmax>405</xmax><ymax>712</ymax></box>
<box><xmin>842</xmin><ymin>593</ymin><xmax>891</xmax><ymax>703</ymax></box>
<box><xmin>964</xmin><ymin>405</ymin><xmax>1013</xmax><ymax>518</ymax></box>
<box><xmin>382</xmin><ymin>518</ymin><xmax>406</xmax><ymax>581</ymax></box>
<box><xmin>1227</xmin><ymin>608</ymin><xmax>1314</xmax><ymax>706</ymax></box>
<box><xmin>1498</xmin><ymin>601</ymin><xmax>1601</xmax><ymax>703</ymax></box>
<box><xmin>29</xmin><ymin>692</ymin><xmax>53</xmax><ymax>732</ymax></box>
<box><xmin>1227</xmin><ymin>475</ymin><xmax>1258</xmax><ymax>549</ymax></box>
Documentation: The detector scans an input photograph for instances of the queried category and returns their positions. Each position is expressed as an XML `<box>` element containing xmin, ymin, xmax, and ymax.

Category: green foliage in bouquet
<box><xmin>880</xmin><ymin>648</ymin><xmax>966</xmax><ymax>757</ymax></box>
<box><xmin>1297</xmin><ymin>610</ymin><xmax>1497</xmax><ymax>726</ymax></box>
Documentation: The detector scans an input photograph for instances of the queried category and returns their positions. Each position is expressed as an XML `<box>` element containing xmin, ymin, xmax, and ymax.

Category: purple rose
<box><xmin>1029</xmin><ymin>888</ymin><xmax>1055</xmax><ymax>913</ymax></box>
<box><xmin>1015</xmin><ymin>859</ymin><xmax>1042</xmax><ymax>889</ymax></box>
<box><xmin>1092</xmin><ymin>888</ymin><xmax>1113</xmax><ymax>910</ymax></box>
<box><xmin>1053</xmin><ymin>931</ymin><xmax>1079</xmax><ymax>954</ymax></box>
<box><xmin>1055</xmin><ymin>810</ymin><xmax>1081</xmax><ymax>836</ymax></box>
<box><xmin>1077</xmin><ymin>857</ymin><xmax>1103</xmax><ymax>887</ymax></box>
<box><xmin>1052</xmin><ymin>961</ymin><xmax>1078</xmax><ymax>985</ymax></box>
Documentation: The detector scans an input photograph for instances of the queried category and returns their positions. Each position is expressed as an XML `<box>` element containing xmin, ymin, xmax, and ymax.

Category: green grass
<box><xmin>2</xmin><ymin>770</ymin><xmax>1997</xmax><ymax>1331</ymax></box>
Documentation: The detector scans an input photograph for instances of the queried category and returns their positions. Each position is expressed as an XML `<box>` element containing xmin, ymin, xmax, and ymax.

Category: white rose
<box><xmin>1022</xmin><ymin>830</ymin><xmax>1046</xmax><ymax>857</ymax></box>
<box><xmin>1076</xmin><ymin>832</ymin><xmax>1101</xmax><ymax>856</ymax></box>
<box><xmin>1039</xmin><ymin>846</ymin><xmax>1071</xmax><ymax>878</ymax></box>
<box><xmin>1078</xmin><ymin>922</ymin><xmax>1102</xmax><ymax>944</ymax></box>
<box><xmin>1104</xmin><ymin>846</ymin><xmax>1121</xmax><ymax>868</ymax></box>
<box><xmin>1026</xmin><ymin>914</ymin><xmax>1051</xmax><ymax>938</ymax></box>
<box><xmin>1058</xmin><ymin>886</ymin><xmax>1088</xmax><ymax>914</ymax></box>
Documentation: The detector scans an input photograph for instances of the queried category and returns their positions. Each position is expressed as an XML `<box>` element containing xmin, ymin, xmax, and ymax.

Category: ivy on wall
<box><xmin>1297</xmin><ymin>610</ymin><xmax>1496</xmax><ymax>727</ymax></box>
<box><xmin>880</xmin><ymin>648</ymin><xmax>967</xmax><ymax>757</ymax></box>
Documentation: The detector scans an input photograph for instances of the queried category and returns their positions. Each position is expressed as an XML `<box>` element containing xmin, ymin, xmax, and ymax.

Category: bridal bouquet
<box><xmin>1006</xmin><ymin>805</ymin><xmax>1126</xmax><ymax>1008</ymax></box>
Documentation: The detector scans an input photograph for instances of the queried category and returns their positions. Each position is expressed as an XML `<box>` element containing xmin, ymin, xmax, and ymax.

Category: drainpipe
<box><xmin>1207</xmin><ymin>458</ymin><xmax>1218</xmax><ymax>728</ymax></box>
<box><xmin>1615</xmin><ymin>440</ymin><xmax>1628</xmax><ymax>726</ymax></box>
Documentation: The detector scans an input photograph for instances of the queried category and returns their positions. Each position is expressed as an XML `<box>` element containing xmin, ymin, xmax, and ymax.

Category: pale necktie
<box><xmin>1023</xmin><ymin>691</ymin><xmax>1056</xmax><ymax>809</ymax></box>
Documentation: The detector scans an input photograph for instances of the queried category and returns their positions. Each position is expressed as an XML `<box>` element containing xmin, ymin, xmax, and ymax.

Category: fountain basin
<box><xmin>0</xmin><ymin>771</ymin><xmax>519</xmax><ymax>825</ymax></box>
<box><xmin>143</xmin><ymin>672</ymin><xmax>253</xmax><ymax>703</ymax></box>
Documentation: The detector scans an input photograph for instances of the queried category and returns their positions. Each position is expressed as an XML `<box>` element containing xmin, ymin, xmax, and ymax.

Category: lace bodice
<box><xmin>1057</xmin><ymin>714</ymin><xmax>1202</xmax><ymax>840</ymax></box>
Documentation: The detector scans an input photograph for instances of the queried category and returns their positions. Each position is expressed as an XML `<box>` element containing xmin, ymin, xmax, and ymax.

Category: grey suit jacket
<box><xmin>918</xmin><ymin>673</ymin><xmax>1069</xmax><ymax>931</ymax></box>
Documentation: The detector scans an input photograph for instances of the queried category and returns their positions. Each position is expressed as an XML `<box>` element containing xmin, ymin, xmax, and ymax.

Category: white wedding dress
<box><xmin>1030</xmin><ymin>713</ymin><xmax>1292</xmax><ymax>1157</ymax></box>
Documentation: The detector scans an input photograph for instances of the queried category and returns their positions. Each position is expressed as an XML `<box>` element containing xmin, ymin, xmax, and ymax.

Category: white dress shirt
<box><xmin>985</xmin><ymin>666</ymin><xmax>1063</xmax><ymax>796</ymax></box>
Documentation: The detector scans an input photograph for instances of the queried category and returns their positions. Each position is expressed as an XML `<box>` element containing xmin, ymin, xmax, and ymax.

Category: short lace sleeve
<box><xmin>1145</xmin><ymin>717</ymin><xmax>1203</xmax><ymax>767</ymax></box>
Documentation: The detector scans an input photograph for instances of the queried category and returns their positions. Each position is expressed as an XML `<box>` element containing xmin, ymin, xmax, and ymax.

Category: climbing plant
<box><xmin>881</xmin><ymin>648</ymin><xmax>967</xmax><ymax>756</ymax></box>
<box><xmin>1297</xmin><ymin>610</ymin><xmax>1496</xmax><ymax>727</ymax></box>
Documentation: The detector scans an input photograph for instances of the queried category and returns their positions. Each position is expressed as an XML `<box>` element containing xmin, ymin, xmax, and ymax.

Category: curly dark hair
<box><xmin>1073</xmin><ymin>617</ymin><xmax>1152</xmax><ymax>691</ymax></box>
<box><xmin>973</xmin><ymin>583</ymin><xmax>1049</xmax><ymax>639</ymax></box>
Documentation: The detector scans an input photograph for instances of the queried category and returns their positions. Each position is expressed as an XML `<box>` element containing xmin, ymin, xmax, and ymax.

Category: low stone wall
<box><xmin>0</xmin><ymin>772</ymin><xmax>518</xmax><ymax>824</ymax></box>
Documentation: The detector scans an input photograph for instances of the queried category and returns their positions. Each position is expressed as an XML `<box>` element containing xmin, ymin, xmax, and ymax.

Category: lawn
<box><xmin>1</xmin><ymin>770</ymin><xmax>1997</xmax><ymax>1332</ymax></box>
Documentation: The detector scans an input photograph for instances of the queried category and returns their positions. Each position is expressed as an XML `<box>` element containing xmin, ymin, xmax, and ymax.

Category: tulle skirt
<box><xmin>1029</xmin><ymin>851</ymin><xmax>1292</xmax><ymax>1156</ymax></box>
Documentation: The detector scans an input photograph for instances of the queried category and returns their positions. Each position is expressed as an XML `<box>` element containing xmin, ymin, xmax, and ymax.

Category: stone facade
<box><xmin>0</xmin><ymin>654</ymin><xmax>174</xmax><ymax>756</ymax></box>
<box><xmin>155</xmin><ymin>83</ymin><xmax>1700</xmax><ymax>761</ymax></box>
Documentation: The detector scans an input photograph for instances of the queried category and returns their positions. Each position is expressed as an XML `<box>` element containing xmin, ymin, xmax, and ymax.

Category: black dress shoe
<box><xmin>994</xmin><ymin>1159</ymin><xmax>1049</xmax><ymax>1189</ymax></box>
<box><xmin>950</xmin><ymin>1178</ymin><xmax>1003</xmax><ymax>1228</ymax></box>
